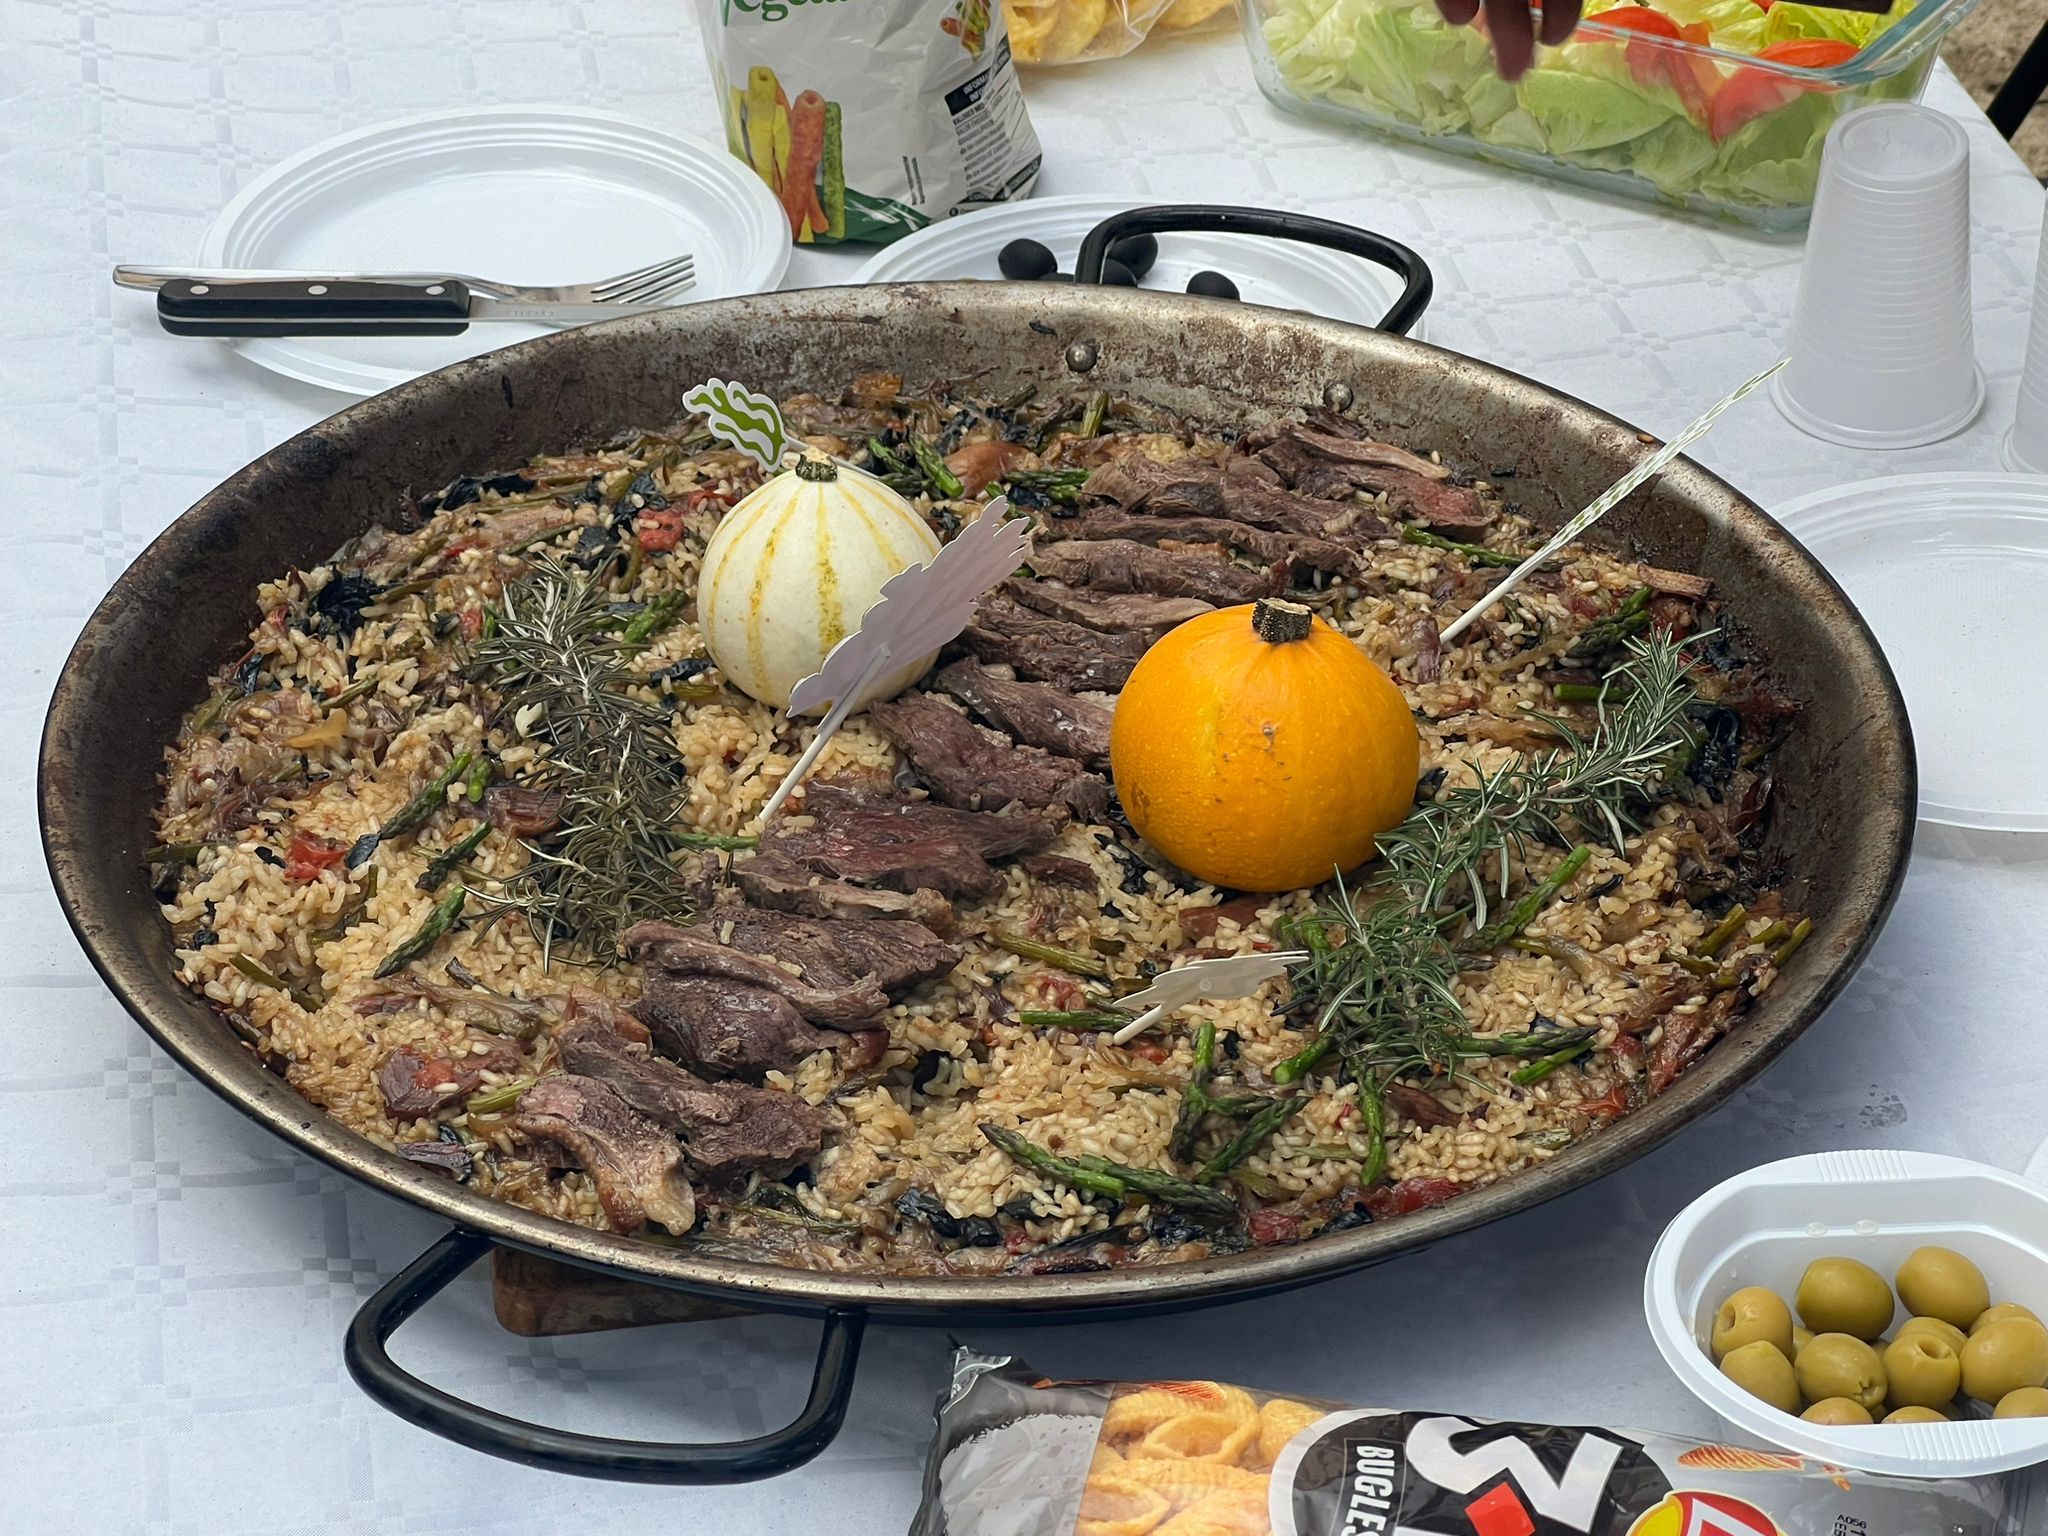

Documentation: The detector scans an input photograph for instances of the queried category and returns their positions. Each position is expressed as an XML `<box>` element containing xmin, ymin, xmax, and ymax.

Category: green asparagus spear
<box><xmin>1018</xmin><ymin>1009</ymin><xmax>1135</xmax><ymax>1031</ymax></box>
<box><xmin>1459</xmin><ymin>845</ymin><xmax>1592</xmax><ymax>954</ymax></box>
<box><xmin>1272</xmin><ymin>1030</ymin><xmax>1335</xmax><ymax>1086</ymax></box>
<box><xmin>1566</xmin><ymin>586</ymin><xmax>1653</xmax><ymax>661</ymax></box>
<box><xmin>465</xmin><ymin>1075</ymin><xmax>534</xmax><ymax>1116</ymax></box>
<box><xmin>229</xmin><ymin>954</ymin><xmax>322</xmax><ymax>1012</ymax></box>
<box><xmin>1509</xmin><ymin>1039</ymin><xmax>1596</xmax><ymax>1086</ymax></box>
<box><xmin>1399</xmin><ymin>524</ymin><xmax>1525</xmax><ymax>568</ymax></box>
<box><xmin>979</xmin><ymin>1123</ymin><xmax>1128</xmax><ymax>1200</ymax></box>
<box><xmin>1769</xmin><ymin>917</ymin><xmax>1812</xmax><ymax>968</ymax></box>
<box><xmin>1693</xmin><ymin>903</ymin><xmax>1748</xmax><ymax>959</ymax></box>
<box><xmin>910</xmin><ymin>437</ymin><xmax>964</xmax><ymax>500</ymax></box>
<box><xmin>1070</xmin><ymin>1154</ymin><xmax>1241</xmax><ymax>1221</ymax></box>
<box><xmin>667</xmin><ymin>829</ymin><xmax>761</xmax><ymax>851</ymax></box>
<box><xmin>989</xmin><ymin>931</ymin><xmax>1109</xmax><ymax>977</ymax></box>
<box><xmin>371</xmin><ymin>752</ymin><xmax>476</xmax><ymax>852</ymax></box>
<box><xmin>618</xmin><ymin>591</ymin><xmax>686</xmax><ymax>652</ymax></box>
<box><xmin>418</xmin><ymin>823</ymin><xmax>491</xmax><ymax>891</ymax></box>
<box><xmin>1077</xmin><ymin>391</ymin><xmax>1109</xmax><ymax>439</ymax></box>
<box><xmin>145</xmin><ymin>842</ymin><xmax>220</xmax><ymax>865</ymax></box>
<box><xmin>1196</xmin><ymin>1097</ymin><xmax>1301</xmax><ymax>1185</ymax></box>
<box><xmin>1169</xmin><ymin>1021</ymin><xmax>1218</xmax><ymax>1160</ymax></box>
<box><xmin>374</xmin><ymin>886</ymin><xmax>467</xmax><ymax>978</ymax></box>
<box><xmin>1354</xmin><ymin>1068</ymin><xmax>1389</xmax><ymax>1186</ymax></box>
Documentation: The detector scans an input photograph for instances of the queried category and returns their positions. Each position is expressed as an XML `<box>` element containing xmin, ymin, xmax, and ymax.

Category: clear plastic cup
<box><xmin>2004</xmin><ymin>194</ymin><xmax>2048</xmax><ymax>474</ymax></box>
<box><xmin>1773</xmin><ymin>103</ymin><xmax>1983</xmax><ymax>449</ymax></box>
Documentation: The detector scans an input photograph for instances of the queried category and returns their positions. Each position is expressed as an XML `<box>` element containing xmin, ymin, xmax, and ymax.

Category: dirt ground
<box><xmin>1946</xmin><ymin>0</ymin><xmax>2048</xmax><ymax>172</ymax></box>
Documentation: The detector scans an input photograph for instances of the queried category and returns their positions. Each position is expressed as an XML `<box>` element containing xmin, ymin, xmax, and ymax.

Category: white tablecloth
<box><xmin>6</xmin><ymin>4</ymin><xmax>2048</xmax><ymax>1530</ymax></box>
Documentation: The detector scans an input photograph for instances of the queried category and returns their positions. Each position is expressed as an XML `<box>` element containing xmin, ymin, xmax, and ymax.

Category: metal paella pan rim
<box><xmin>38</xmin><ymin>284</ymin><xmax>1916</xmax><ymax>1319</ymax></box>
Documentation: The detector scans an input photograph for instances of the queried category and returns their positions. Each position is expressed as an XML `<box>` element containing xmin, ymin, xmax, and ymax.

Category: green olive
<box><xmin>1721</xmin><ymin>1338</ymin><xmax>1802</xmax><ymax>1414</ymax></box>
<box><xmin>1883</xmin><ymin>1405</ymin><xmax>1950</xmax><ymax>1424</ymax></box>
<box><xmin>1795</xmin><ymin>1257</ymin><xmax>1894</xmax><ymax>1340</ymax></box>
<box><xmin>1794</xmin><ymin>1333</ymin><xmax>1887</xmax><ymax>1413</ymax></box>
<box><xmin>1894</xmin><ymin>1247</ymin><xmax>1990</xmax><ymax>1330</ymax></box>
<box><xmin>1801</xmin><ymin>1397</ymin><xmax>1874</xmax><ymax>1425</ymax></box>
<box><xmin>1792</xmin><ymin>1324</ymin><xmax>1815</xmax><ymax>1355</ymax></box>
<box><xmin>1881</xmin><ymin>1332</ymin><xmax>1961</xmax><ymax>1409</ymax></box>
<box><xmin>1972</xmin><ymin>1303</ymin><xmax>2042</xmax><ymax>1336</ymax></box>
<box><xmin>1712</xmin><ymin>1286</ymin><xmax>1795</xmax><ymax>1362</ymax></box>
<box><xmin>1961</xmin><ymin>1319</ymin><xmax>2048</xmax><ymax>1402</ymax></box>
<box><xmin>1894</xmin><ymin>1315</ymin><xmax>1969</xmax><ymax>1356</ymax></box>
<box><xmin>1993</xmin><ymin>1386</ymin><xmax>2048</xmax><ymax>1419</ymax></box>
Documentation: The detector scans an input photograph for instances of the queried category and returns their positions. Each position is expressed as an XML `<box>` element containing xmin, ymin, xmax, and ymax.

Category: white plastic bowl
<box><xmin>1645</xmin><ymin>1150</ymin><xmax>2048</xmax><ymax>1477</ymax></box>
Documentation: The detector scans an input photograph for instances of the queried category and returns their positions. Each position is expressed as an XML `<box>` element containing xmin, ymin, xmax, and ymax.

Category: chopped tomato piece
<box><xmin>636</xmin><ymin>508</ymin><xmax>685</xmax><ymax>552</ymax></box>
<box><xmin>1362</xmin><ymin>1176</ymin><xmax>1463</xmax><ymax>1219</ymax></box>
<box><xmin>458</xmin><ymin>602</ymin><xmax>484</xmax><ymax>641</ymax></box>
<box><xmin>284</xmin><ymin>832</ymin><xmax>347</xmax><ymax>882</ymax></box>
<box><xmin>1248</xmin><ymin>1208</ymin><xmax>1304</xmax><ymax>1245</ymax></box>
<box><xmin>1127</xmin><ymin>1036</ymin><xmax>1169</xmax><ymax>1065</ymax></box>
<box><xmin>1709</xmin><ymin>38</ymin><xmax>1857</xmax><ymax>141</ymax></box>
<box><xmin>1580</xmin><ymin>1082</ymin><xmax>1632</xmax><ymax>1120</ymax></box>
<box><xmin>1593</xmin><ymin>8</ymin><xmax>1718</xmax><ymax>124</ymax></box>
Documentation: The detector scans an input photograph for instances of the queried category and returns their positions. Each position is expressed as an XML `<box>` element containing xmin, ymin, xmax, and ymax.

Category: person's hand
<box><xmin>1434</xmin><ymin>0</ymin><xmax>1583</xmax><ymax>80</ymax></box>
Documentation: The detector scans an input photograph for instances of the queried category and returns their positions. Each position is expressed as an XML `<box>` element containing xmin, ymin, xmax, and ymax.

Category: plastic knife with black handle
<box><xmin>154</xmin><ymin>278</ymin><xmax>654</xmax><ymax>337</ymax></box>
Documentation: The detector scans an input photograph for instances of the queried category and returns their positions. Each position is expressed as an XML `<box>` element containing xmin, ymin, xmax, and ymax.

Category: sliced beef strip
<box><xmin>1020</xmin><ymin>853</ymin><xmax>1099</xmax><ymax>891</ymax></box>
<box><xmin>1258</xmin><ymin>430</ymin><xmax>1491</xmax><ymax>532</ymax></box>
<box><xmin>933</xmin><ymin>659</ymin><xmax>1114</xmax><ymax>766</ymax></box>
<box><xmin>764</xmin><ymin>782</ymin><xmax>1063</xmax><ymax>899</ymax></box>
<box><xmin>511</xmin><ymin>1074</ymin><xmax>697</xmax><ymax>1234</ymax></box>
<box><xmin>1002</xmin><ymin>580</ymin><xmax>1212</xmax><ymax>638</ymax></box>
<box><xmin>1047</xmin><ymin>507</ymin><xmax>1356</xmax><ymax>576</ymax></box>
<box><xmin>1385</xmin><ymin>1082</ymin><xmax>1459</xmax><ymax>1128</ymax></box>
<box><xmin>622</xmin><ymin>921</ymin><xmax>887</xmax><ymax>1027</ymax></box>
<box><xmin>636</xmin><ymin>910</ymin><xmax>960</xmax><ymax>995</ymax></box>
<box><xmin>732</xmin><ymin>853</ymin><xmax>957</xmax><ymax>931</ymax></box>
<box><xmin>1028</xmin><ymin>539</ymin><xmax>1283</xmax><ymax>607</ymax></box>
<box><xmin>961</xmin><ymin>593</ymin><xmax>1149</xmax><ymax>693</ymax></box>
<box><xmin>557</xmin><ymin>1019</ymin><xmax>823</xmax><ymax>1179</ymax></box>
<box><xmin>483</xmin><ymin>785</ymin><xmax>565</xmax><ymax>837</ymax></box>
<box><xmin>1083</xmin><ymin>453</ymin><xmax>1386</xmax><ymax>541</ymax></box>
<box><xmin>867</xmin><ymin>692</ymin><xmax>1112</xmax><ymax>822</ymax></box>
<box><xmin>633</xmin><ymin>969</ymin><xmax>843</xmax><ymax>1078</ymax></box>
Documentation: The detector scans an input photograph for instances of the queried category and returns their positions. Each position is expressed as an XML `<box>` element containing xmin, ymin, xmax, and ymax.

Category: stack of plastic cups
<box><xmin>2005</xmin><ymin>194</ymin><xmax>2048</xmax><ymax>472</ymax></box>
<box><xmin>1774</xmin><ymin>102</ymin><xmax>1982</xmax><ymax>449</ymax></box>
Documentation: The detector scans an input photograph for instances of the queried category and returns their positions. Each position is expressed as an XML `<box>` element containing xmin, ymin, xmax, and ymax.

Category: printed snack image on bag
<box><xmin>913</xmin><ymin>1350</ymin><xmax>2031</xmax><ymax>1536</ymax></box>
<box><xmin>700</xmin><ymin>0</ymin><xmax>1042</xmax><ymax>244</ymax></box>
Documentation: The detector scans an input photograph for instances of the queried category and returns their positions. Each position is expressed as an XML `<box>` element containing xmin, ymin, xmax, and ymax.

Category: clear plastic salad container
<box><xmin>1243</xmin><ymin>0</ymin><xmax>1984</xmax><ymax>230</ymax></box>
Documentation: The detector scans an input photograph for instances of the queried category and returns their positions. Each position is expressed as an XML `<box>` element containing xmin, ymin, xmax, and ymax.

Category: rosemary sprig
<box><xmin>1285</xmin><ymin>630</ymin><xmax>1699</xmax><ymax>1084</ymax></box>
<box><xmin>469</xmin><ymin>557</ymin><xmax>697</xmax><ymax>963</ymax></box>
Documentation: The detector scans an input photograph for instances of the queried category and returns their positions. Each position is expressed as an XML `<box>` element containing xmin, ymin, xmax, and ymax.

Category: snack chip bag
<box><xmin>698</xmin><ymin>0</ymin><xmax>1042</xmax><ymax>244</ymax></box>
<box><xmin>1002</xmin><ymin>0</ymin><xmax>1236</xmax><ymax>66</ymax></box>
<box><xmin>914</xmin><ymin>1349</ymin><xmax>2037</xmax><ymax>1536</ymax></box>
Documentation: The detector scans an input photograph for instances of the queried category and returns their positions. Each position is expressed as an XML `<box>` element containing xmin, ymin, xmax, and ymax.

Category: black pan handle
<box><xmin>157</xmin><ymin>277</ymin><xmax>473</xmax><ymax>337</ymax></box>
<box><xmin>1074</xmin><ymin>206</ymin><xmax>1432</xmax><ymax>336</ymax></box>
<box><xmin>344</xmin><ymin>1228</ymin><xmax>866</xmax><ymax>1483</ymax></box>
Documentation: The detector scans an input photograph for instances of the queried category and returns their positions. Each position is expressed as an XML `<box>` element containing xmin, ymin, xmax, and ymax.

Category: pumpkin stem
<box><xmin>1251</xmin><ymin>598</ymin><xmax>1315</xmax><ymax>645</ymax></box>
<box><xmin>792</xmin><ymin>451</ymin><xmax>840</xmax><ymax>483</ymax></box>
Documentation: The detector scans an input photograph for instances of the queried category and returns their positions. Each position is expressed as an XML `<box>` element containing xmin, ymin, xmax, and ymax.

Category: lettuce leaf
<box><xmin>1337</xmin><ymin>1</ymin><xmax>1495</xmax><ymax>133</ymax></box>
<box><xmin>1698</xmin><ymin>83</ymin><xmax>1836</xmax><ymax>204</ymax></box>
<box><xmin>1517</xmin><ymin>56</ymin><xmax>1682</xmax><ymax>154</ymax></box>
<box><xmin>1760</xmin><ymin>0</ymin><xmax>1916</xmax><ymax>52</ymax></box>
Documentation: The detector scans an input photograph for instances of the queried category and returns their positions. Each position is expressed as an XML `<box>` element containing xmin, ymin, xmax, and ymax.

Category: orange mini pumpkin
<box><xmin>1109</xmin><ymin>598</ymin><xmax>1420</xmax><ymax>893</ymax></box>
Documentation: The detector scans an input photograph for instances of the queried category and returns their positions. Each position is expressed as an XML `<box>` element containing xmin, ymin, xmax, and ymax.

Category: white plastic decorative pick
<box><xmin>1438</xmin><ymin>359</ymin><xmax>1786</xmax><ymax>647</ymax></box>
<box><xmin>1107</xmin><ymin>951</ymin><xmax>1309</xmax><ymax>1044</ymax></box>
<box><xmin>756</xmin><ymin>497</ymin><xmax>1035</xmax><ymax>824</ymax></box>
<box><xmin>682</xmin><ymin>377</ymin><xmax>790</xmax><ymax>470</ymax></box>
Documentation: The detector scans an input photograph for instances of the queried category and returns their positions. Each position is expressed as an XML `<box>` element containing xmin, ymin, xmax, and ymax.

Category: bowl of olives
<box><xmin>1646</xmin><ymin>1150</ymin><xmax>2048</xmax><ymax>1476</ymax></box>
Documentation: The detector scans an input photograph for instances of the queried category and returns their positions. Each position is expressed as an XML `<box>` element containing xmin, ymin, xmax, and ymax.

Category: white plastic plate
<box><xmin>1645</xmin><ymin>1150</ymin><xmax>2048</xmax><ymax>1477</ymax></box>
<box><xmin>848</xmin><ymin>193</ymin><xmax>1428</xmax><ymax>339</ymax></box>
<box><xmin>195</xmin><ymin>106</ymin><xmax>791</xmax><ymax>397</ymax></box>
<box><xmin>1775</xmin><ymin>473</ymin><xmax>2048</xmax><ymax>834</ymax></box>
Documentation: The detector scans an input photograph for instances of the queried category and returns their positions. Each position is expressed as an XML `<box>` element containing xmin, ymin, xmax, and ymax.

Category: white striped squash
<box><xmin>698</xmin><ymin>453</ymin><xmax>942</xmax><ymax>710</ymax></box>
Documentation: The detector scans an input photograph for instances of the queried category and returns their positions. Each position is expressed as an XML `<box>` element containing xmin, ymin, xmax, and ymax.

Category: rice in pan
<box><xmin>150</xmin><ymin>377</ymin><xmax>1800</xmax><ymax>1274</ymax></box>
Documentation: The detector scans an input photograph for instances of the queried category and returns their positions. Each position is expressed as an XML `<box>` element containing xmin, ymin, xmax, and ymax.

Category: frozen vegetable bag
<box><xmin>698</xmin><ymin>0</ymin><xmax>1043</xmax><ymax>244</ymax></box>
<box><xmin>913</xmin><ymin>1350</ymin><xmax>2035</xmax><ymax>1536</ymax></box>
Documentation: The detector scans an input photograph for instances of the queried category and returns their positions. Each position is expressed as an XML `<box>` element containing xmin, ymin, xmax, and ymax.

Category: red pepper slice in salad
<box><xmin>1708</xmin><ymin>37</ymin><xmax>1859</xmax><ymax>142</ymax></box>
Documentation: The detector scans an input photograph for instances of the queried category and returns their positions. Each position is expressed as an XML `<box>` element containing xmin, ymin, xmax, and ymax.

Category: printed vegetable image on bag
<box><xmin>912</xmin><ymin>1351</ymin><xmax>2033</xmax><ymax>1536</ymax></box>
<box><xmin>699</xmin><ymin>0</ymin><xmax>1043</xmax><ymax>244</ymax></box>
